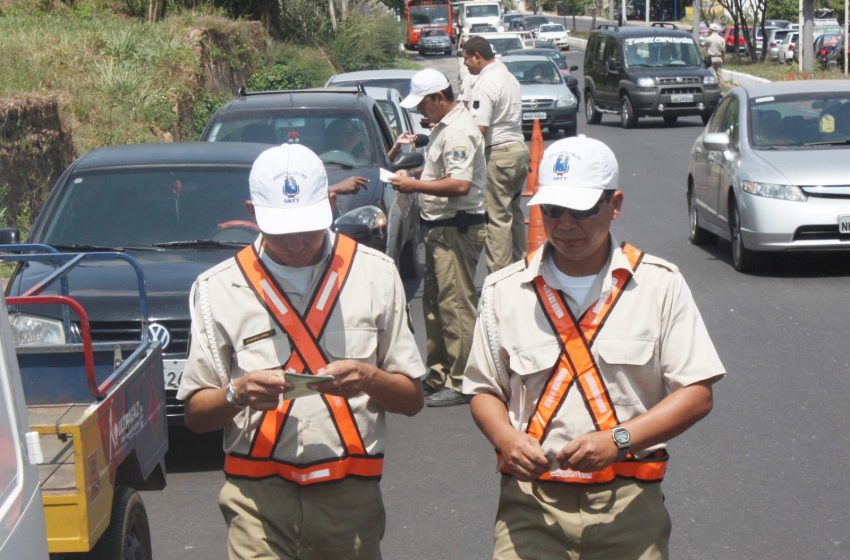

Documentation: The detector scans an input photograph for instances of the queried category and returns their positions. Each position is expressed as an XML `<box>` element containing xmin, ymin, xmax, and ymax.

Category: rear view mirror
<box><xmin>703</xmin><ymin>132</ymin><xmax>730</xmax><ymax>151</ymax></box>
<box><xmin>0</xmin><ymin>228</ymin><xmax>20</xmax><ymax>245</ymax></box>
<box><xmin>704</xmin><ymin>56</ymin><xmax>713</xmax><ymax>67</ymax></box>
<box><xmin>413</xmin><ymin>133</ymin><xmax>430</xmax><ymax>148</ymax></box>
<box><xmin>569</xmin><ymin>65</ymin><xmax>579</xmax><ymax>72</ymax></box>
<box><xmin>392</xmin><ymin>151</ymin><xmax>425</xmax><ymax>171</ymax></box>
<box><xmin>606</xmin><ymin>57</ymin><xmax>622</xmax><ymax>74</ymax></box>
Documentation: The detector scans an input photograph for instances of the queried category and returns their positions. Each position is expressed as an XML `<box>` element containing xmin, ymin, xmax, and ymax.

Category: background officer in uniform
<box><xmin>178</xmin><ymin>144</ymin><xmax>425</xmax><ymax>559</ymax></box>
<box><xmin>390</xmin><ymin>69</ymin><xmax>487</xmax><ymax>407</ymax></box>
<box><xmin>463</xmin><ymin>135</ymin><xmax>725</xmax><ymax>559</ymax></box>
<box><xmin>463</xmin><ymin>36</ymin><xmax>530</xmax><ymax>273</ymax></box>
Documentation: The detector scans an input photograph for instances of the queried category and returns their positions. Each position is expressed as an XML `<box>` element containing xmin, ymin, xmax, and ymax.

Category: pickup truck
<box><xmin>0</xmin><ymin>246</ymin><xmax>167</xmax><ymax>559</ymax></box>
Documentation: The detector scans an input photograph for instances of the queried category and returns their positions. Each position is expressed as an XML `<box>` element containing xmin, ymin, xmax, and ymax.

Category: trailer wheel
<box><xmin>90</xmin><ymin>486</ymin><xmax>152</xmax><ymax>560</ymax></box>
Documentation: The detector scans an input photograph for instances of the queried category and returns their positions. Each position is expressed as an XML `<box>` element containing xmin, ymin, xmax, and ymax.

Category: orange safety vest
<box><xmin>498</xmin><ymin>242</ymin><xmax>668</xmax><ymax>484</ymax></box>
<box><xmin>223</xmin><ymin>235</ymin><xmax>384</xmax><ymax>485</ymax></box>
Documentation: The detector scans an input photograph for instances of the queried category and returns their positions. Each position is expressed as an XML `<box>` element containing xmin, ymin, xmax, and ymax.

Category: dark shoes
<box><xmin>425</xmin><ymin>388</ymin><xmax>470</xmax><ymax>408</ymax></box>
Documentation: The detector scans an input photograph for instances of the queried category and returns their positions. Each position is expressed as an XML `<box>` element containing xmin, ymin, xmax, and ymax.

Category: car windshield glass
<box><xmin>206</xmin><ymin>110</ymin><xmax>377</xmax><ymax>166</ymax></box>
<box><xmin>331</xmin><ymin>78</ymin><xmax>410</xmax><ymax>98</ymax></box>
<box><xmin>540</xmin><ymin>25</ymin><xmax>565</xmax><ymax>32</ymax></box>
<box><xmin>749</xmin><ymin>93</ymin><xmax>850</xmax><ymax>148</ymax></box>
<box><xmin>423</xmin><ymin>29</ymin><xmax>447</xmax><ymax>37</ymax></box>
<box><xmin>505</xmin><ymin>60</ymin><xmax>561</xmax><ymax>84</ymax></box>
<box><xmin>410</xmin><ymin>5</ymin><xmax>449</xmax><ymax>27</ymax></box>
<box><xmin>624</xmin><ymin>36</ymin><xmax>702</xmax><ymax>66</ymax></box>
<box><xmin>465</xmin><ymin>4</ymin><xmax>499</xmax><ymax>17</ymax></box>
<box><xmin>41</xmin><ymin>167</ymin><xmax>257</xmax><ymax>248</ymax></box>
<box><xmin>489</xmin><ymin>38</ymin><xmax>523</xmax><ymax>53</ymax></box>
<box><xmin>544</xmin><ymin>52</ymin><xmax>567</xmax><ymax>68</ymax></box>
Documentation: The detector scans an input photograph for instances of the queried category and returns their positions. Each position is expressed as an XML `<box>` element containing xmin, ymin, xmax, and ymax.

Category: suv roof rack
<box><xmin>595</xmin><ymin>23</ymin><xmax>619</xmax><ymax>31</ymax></box>
<box><xmin>235</xmin><ymin>83</ymin><xmax>366</xmax><ymax>97</ymax></box>
<box><xmin>651</xmin><ymin>22</ymin><xmax>679</xmax><ymax>30</ymax></box>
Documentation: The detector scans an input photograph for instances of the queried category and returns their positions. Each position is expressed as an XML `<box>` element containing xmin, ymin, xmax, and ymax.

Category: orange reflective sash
<box><xmin>500</xmin><ymin>243</ymin><xmax>667</xmax><ymax>484</ymax></box>
<box><xmin>224</xmin><ymin>235</ymin><xmax>383</xmax><ymax>484</ymax></box>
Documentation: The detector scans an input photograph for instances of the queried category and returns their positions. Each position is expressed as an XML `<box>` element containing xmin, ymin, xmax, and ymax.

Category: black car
<box><xmin>3</xmin><ymin>142</ymin><xmax>274</xmax><ymax>423</ymax></box>
<box><xmin>200</xmin><ymin>87</ymin><xmax>424</xmax><ymax>274</ymax></box>
<box><xmin>505</xmin><ymin>47</ymin><xmax>580</xmax><ymax>102</ymax></box>
<box><xmin>583</xmin><ymin>23</ymin><xmax>721</xmax><ymax>128</ymax></box>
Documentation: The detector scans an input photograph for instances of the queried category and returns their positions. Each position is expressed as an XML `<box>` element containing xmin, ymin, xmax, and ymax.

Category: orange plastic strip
<box><xmin>224</xmin><ymin>454</ymin><xmax>384</xmax><ymax>486</ymax></box>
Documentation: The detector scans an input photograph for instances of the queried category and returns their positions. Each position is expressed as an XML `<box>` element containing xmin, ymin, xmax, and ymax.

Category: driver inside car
<box><xmin>320</xmin><ymin>117</ymin><xmax>368</xmax><ymax>164</ymax></box>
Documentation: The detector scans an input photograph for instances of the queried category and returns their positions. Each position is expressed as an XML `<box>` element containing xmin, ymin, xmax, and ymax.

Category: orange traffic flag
<box><xmin>522</xmin><ymin>119</ymin><xmax>544</xmax><ymax>197</ymax></box>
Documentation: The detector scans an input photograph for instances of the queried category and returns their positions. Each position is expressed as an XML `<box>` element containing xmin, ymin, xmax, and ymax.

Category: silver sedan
<box><xmin>687</xmin><ymin>80</ymin><xmax>850</xmax><ymax>272</ymax></box>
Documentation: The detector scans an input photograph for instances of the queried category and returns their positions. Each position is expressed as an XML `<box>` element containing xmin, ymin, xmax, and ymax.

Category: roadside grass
<box><xmin>724</xmin><ymin>60</ymin><xmax>849</xmax><ymax>82</ymax></box>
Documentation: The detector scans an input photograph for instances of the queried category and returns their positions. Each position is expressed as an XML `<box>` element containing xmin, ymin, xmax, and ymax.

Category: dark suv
<box><xmin>201</xmin><ymin>87</ymin><xmax>424</xmax><ymax>276</ymax></box>
<box><xmin>583</xmin><ymin>24</ymin><xmax>721</xmax><ymax>128</ymax></box>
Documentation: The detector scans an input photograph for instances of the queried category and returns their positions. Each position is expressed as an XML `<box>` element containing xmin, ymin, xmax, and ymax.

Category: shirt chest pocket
<box><xmin>323</xmin><ymin>328</ymin><xmax>379</xmax><ymax>365</ymax></box>
<box><xmin>508</xmin><ymin>341</ymin><xmax>561</xmax><ymax>379</ymax></box>
<box><xmin>234</xmin><ymin>335</ymin><xmax>291</xmax><ymax>373</ymax></box>
<box><xmin>595</xmin><ymin>338</ymin><xmax>657</xmax><ymax>405</ymax></box>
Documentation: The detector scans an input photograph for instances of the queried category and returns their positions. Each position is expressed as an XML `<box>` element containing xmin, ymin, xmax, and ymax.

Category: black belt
<box><xmin>421</xmin><ymin>211</ymin><xmax>487</xmax><ymax>231</ymax></box>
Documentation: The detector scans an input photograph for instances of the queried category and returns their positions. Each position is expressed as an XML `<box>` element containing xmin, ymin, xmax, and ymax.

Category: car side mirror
<box><xmin>703</xmin><ymin>132</ymin><xmax>730</xmax><ymax>151</ymax></box>
<box><xmin>0</xmin><ymin>228</ymin><xmax>20</xmax><ymax>245</ymax></box>
<box><xmin>704</xmin><ymin>55</ymin><xmax>713</xmax><ymax>67</ymax></box>
<box><xmin>392</xmin><ymin>151</ymin><xmax>425</xmax><ymax>171</ymax></box>
<box><xmin>569</xmin><ymin>65</ymin><xmax>579</xmax><ymax>72</ymax></box>
<box><xmin>606</xmin><ymin>57</ymin><xmax>621</xmax><ymax>74</ymax></box>
<box><xmin>413</xmin><ymin>133</ymin><xmax>430</xmax><ymax>148</ymax></box>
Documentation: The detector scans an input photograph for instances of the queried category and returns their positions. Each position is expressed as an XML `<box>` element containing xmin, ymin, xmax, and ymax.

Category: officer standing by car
<box><xmin>706</xmin><ymin>24</ymin><xmax>726</xmax><ymax>72</ymax></box>
<box><xmin>390</xmin><ymin>69</ymin><xmax>487</xmax><ymax>407</ymax></box>
<box><xmin>462</xmin><ymin>36</ymin><xmax>530</xmax><ymax>273</ymax></box>
<box><xmin>463</xmin><ymin>135</ymin><xmax>725</xmax><ymax>558</ymax></box>
<box><xmin>178</xmin><ymin>143</ymin><xmax>426</xmax><ymax>559</ymax></box>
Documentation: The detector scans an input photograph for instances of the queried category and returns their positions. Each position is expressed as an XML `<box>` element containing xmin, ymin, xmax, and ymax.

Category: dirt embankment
<box><xmin>0</xmin><ymin>18</ymin><xmax>267</xmax><ymax>232</ymax></box>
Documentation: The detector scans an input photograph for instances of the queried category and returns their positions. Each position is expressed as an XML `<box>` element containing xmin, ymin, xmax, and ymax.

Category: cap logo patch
<box><xmin>553</xmin><ymin>154</ymin><xmax>570</xmax><ymax>175</ymax></box>
<box><xmin>452</xmin><ymin>145</ymin><xmax>468</xmax><ymax>160</ymax></box>
<box><xmin>283</xmin><ymin>176</ymin><xmax>300</xmax><ymax>199</ymax></box>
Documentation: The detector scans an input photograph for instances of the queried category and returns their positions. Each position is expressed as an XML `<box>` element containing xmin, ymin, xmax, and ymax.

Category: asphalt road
<box><xmin>143</xmin><ymin>48</ymin><xmax>850</xmax><ymax>560</ymax></box>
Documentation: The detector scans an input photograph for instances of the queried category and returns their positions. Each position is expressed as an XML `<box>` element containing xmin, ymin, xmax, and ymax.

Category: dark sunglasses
<box><xmin>540</xmin><ymin>191</ymin><xmax>614</xmax><ymax>220</ymax></box>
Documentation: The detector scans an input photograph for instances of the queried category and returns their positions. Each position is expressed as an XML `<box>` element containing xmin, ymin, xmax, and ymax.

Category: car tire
<box><xmin>89</xmin><ymin>487</ymin><xmax>152</xmax><ymax>560</ymax></box>
<box><xmin>688</xmin><ymin>184</ymin><xmax>718</xmax><ymax>246</ymax></box>
<box><xmin>620</xmin><ymin>94</ymin><xmax>637</xmax><ymax>128</ymax></box>
<box><xmin>445</xmin><ymin>48</ymin><xmax>452</xmax><ymax>55</ymax></box>
<box><xmin>663</xmin><ymin>114</ymin><xmax>679</xmax><ymax>125</ymax></box>
<box><xmin>562</xmin><ymin>122</ymin><xmax>578</xmax><ymax>137</ymax></box>
<box><xmin>585</xmin><ymin>92</ymin><xmax>601</xmax><ymax>124</ymax></box>
<box><xmin>729</xmin><ymin>199</ymin><xmax>758</xmax><ymax>273</ymax></box>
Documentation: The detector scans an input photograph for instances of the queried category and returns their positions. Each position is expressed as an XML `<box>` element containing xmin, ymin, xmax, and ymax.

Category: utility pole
<box><xmin>801</xmin><ymin>0</ymin><xmax>814</xmax><ymax>73</ymax></box>
<box><xmin>693</xmin><ymin>0</ymin><xmax>701</xmax><ymax>43</ymax></box>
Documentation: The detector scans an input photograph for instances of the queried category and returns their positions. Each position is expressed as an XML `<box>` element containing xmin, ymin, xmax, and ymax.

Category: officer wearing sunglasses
<box><xmin>463</xmin><ymin>135</ymin><xmax>725</xmax><ymax>559</ymax></box>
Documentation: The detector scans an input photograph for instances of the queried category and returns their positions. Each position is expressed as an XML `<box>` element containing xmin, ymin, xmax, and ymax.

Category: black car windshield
<box><xmin>41</xmin><ymin>167</ymin><xmax>257</xmax><ymax>248</ymax></box>
<box><xmin>205</xmin><ymin>111</ymin><xmax>378</xmax><ymax>167</ymax></box>
<box><xmin>624</xmin><ymin>36</ymin><xmax>702</xmax><ymax>67</ymax></box>
<box><xmin>749</xmin><ymin>93</ymin><xmax>850</xmax><ymax>148</ymax></box>
<box><xmin>505</xmin><ymin>60</ymin><xmax>561</xmax><ymax>84</ymax></box>
<box><xmin>332</xmin><ymin>79</ymin><xmax>411</xmax><ymax>99</ymax></box>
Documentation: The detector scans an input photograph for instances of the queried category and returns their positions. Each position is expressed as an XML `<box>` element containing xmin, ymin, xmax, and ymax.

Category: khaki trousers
<box><xmin>423</xmin><ymin>222</ymin><xmax>485</xmax><ymax>391</ymax></box>
<box><xmin>219</xmin><ymin>476</ymin><xmax>385</xmax><ymax>560</ymax></box>
<box><xmin>484</xmin><ymin>141</ymin><xmax>530</xmax><ymax>273</ymax></box>
<box><xmin>493</xmin><ymin>476</ymin><xmax>671</xmax><ymax>560</ymax></box>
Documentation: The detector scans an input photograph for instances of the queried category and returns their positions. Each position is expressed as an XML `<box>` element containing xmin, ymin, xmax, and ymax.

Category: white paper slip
<box><xmin>283</xmin><ymin>372</ymin><xmax>334</xmax><ymax>401</ymax></box>
<box><xmin>379</xmin><ymin>168</ymin><xmax>397</xmax><ymax>183</ymax></box>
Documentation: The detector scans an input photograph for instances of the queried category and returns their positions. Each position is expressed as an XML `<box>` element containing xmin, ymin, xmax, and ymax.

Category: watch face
<box><xmin>614</xmin><ymin>429</ymin><xmax>630</xmax><ymax>444</ymax></box>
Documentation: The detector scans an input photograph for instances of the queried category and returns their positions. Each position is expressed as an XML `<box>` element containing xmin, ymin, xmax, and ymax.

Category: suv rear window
<box><xmin>205</xmin><ymin>111</ymin><xmax>378</xmax><ymax>167</ymax></box>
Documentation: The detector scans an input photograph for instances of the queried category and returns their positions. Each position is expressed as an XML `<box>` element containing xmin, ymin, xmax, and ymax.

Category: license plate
<box><xmin>164</xmin><ymin>359</ymin><xmax>185</xmax><ymax>390</ymax></box>
<box><xmin>839</xmin><ymin>214</ymin><xmax>850</xmax><ymax>234</ymax></box>
<box><xmin>523</xmin><ymin>111</ymin><xmax>547</xmax><ymax>120</ymax></box>
<box><xmin>670</xmin><ymin>93</ymin><xmax>694</xmax><ymax>103</ymax></box>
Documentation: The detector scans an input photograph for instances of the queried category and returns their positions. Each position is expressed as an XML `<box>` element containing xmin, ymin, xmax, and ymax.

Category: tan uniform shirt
<box><xmin>177</xmin><ymin>232</ymin><xmax>426</xmax><ymax>462</ymax></box>
<box><xmin>706</xmin><ymin>33</ymin><xmax>725</xmax><ymax>59</ymax></box>
<box><xmin>463</xmin><ymin>237</ymin><xmax>725</xmax><ymax>457</ymax></box>
<box><xmin>419</xmin><ymin>102</ymin><xmax>487</xmax><ymax>221</ymax></box>
<box><xmin>468</xmin><ymin>60</ymin><xmax>525</xmax><ymax>147</ymax></box>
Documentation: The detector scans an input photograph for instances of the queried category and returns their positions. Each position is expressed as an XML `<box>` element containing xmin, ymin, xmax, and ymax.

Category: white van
<box><xmin>0</xmin><ymin>295</ymin><xmax>49</xmax><ymax>559</ymax></box>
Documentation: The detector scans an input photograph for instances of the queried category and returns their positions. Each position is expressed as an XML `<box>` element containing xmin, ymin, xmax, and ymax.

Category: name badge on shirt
<box><xmin>242</xmin><ymin>329</ymin><xmax>276</xmax><ymax>346</ymax></box>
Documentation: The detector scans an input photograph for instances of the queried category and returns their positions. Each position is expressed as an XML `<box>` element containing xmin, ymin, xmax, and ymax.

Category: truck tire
<box><xmin>620</xmin><ymin>94</ymin><xmax>637</xmax><ymax>128</ymax></box>
<box><xmin>89</xmin><ymin>487</ymin><xmax>152</xmax><ymax>560</ymax></box>
<box><xmin>585</xmin><ymin>92</ymin><xmax>602</xmax><ymax>124</ymax></box>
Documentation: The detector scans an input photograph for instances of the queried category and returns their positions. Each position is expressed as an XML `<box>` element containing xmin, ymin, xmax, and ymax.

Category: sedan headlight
<box><xmin>556</xmin><ymin>90</ymin><xmax>577</xmax><ymax>108</ymax></box>
<box><xmin>10</xmin><ymin>314</ymin><xmax>66</xmax><ymax>346</ymax></box>
<box><xmin>636</xmin><ymin>77</ymin><xmax>655</xmax><ymax>89</ymax></box>
<box><xmin>703</xmin><ymin>75</ymin><xmax>718</xmax><ymax>85</ymax></box>
<box><xmin>741</xmin><ymin>181</ymin><xmax>807</xmax><ymax>202</ymax></box>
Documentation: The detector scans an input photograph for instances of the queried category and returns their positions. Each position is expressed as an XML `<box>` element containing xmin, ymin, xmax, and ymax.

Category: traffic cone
<box><xmin>522</xmin><ymin>119</ymin><xmax>544</xmax><ymax>197</ymax></box>
<box><xmin>523</xmin><ymin>119</ymin><xmax>547</xmax><ymax>253</ymax></box>
<box><xmin>787</xmin><ymin>71</ymin><xmax>795</xmax><ymax>80</ymax></box>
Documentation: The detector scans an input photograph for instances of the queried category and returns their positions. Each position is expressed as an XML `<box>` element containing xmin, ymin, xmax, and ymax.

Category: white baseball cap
<box><xmin>528</xmin><ymin>135</ymin><xmax>619</xmax><ymax>211</ymax></box>
<box><xmin>400</xmin><ymin>69</ymin><xmax>451</xmax><ymax>109</ymax></box>
<box><xmin>249</xmin><ymin>144</ymin><xmax>331</xmax><ymax>235</ymax></box>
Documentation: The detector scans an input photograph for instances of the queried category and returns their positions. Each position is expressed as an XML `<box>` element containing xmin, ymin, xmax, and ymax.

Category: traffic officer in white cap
<box><xmin>391</xmin><ymin>68</ymin><xmax>487</xmax><ymax>407</ymax></box>
<box><xmin>179</xmin><ymin>143</ymin><xmax>426</xmax><ymax>559</ymax></box>
<box><xmin>463</xmin><ymin>135</ymin><xmax>725</xmax><ymax>559</ymax></box>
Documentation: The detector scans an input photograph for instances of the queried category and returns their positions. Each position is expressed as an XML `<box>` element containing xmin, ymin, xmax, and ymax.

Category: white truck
<box><xmin>458</xmin><ymin>1</ymin><xmax>503</xmax><ymax>36</ymax></box>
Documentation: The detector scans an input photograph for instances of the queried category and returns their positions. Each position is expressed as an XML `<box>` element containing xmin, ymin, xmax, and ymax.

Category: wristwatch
<box><xmin>611</xmin><ymin>426</ymin><xmax>631</xmax><ymax>462</ymax></box>
<box><xmin>225</xmin><ymin>380</ymin><xmax>244</xmax><ymax>409</ymax></box>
